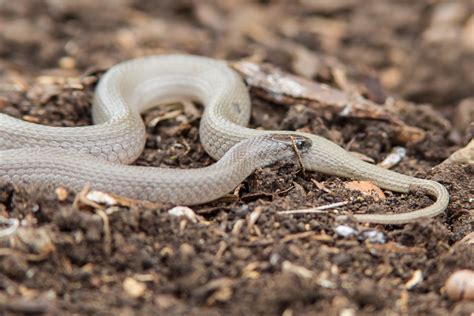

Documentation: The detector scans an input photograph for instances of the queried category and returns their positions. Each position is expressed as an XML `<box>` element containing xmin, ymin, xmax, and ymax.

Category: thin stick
<box><xmin>277</xmin><ymin>201</ymin><xmax>350</xmax><ymax>215</ymax></box>
<box><xmin>95</xmin><ymin>209</ymin><xmax>112</xmax><ymax>256</ymax></box>
<box><xmin>290</xmin><ymin>136</ymin><xmax>306</xmax><ymax>175</ymax></box>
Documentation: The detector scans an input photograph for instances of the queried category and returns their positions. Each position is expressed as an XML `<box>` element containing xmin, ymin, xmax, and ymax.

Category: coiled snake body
<box><xmin>0</xmin><ymin>55</ymin><xmax>449</xmax><ymax>224</ymax></box>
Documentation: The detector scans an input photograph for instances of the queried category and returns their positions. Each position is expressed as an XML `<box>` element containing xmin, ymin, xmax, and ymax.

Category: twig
<box><xmin>247</xmin><ymin>206</ymin><xmax>263</xmax><ymax>235</ymax></box>
<box><xmin>231</xmin><ymin>219</ymin><xmax>246</xmax><ymax>235</ymax></box>
<box><xmin>0</xmin><ymin>297</ymin><xmax>53</xmax><ymax>314</ymax></box>
<box><xmin>310</xmin><ymin>179</ymin><xmax>332</xmax><ymax>193</ymax></box>
<box><xmin>214</xmin><ymin>241</ymin><xmax>228</xmax><ymax>260</ymax></box>
<box><xmin>280</xmin><ymin>231</ymin><xmax>318</xmax><ymax>243</ymax></box>
<box><xmin>0</xmin><ymin>248</ymin><xmax>50</xmax><ymax>262</ymax></box>
<box><xmin>73</xmin><ymin>183</ymin><xmax>94</xmax><ymax>210</ymax></box>
<box><xmin>277</xmin><ymin>201</ymin><xmax>350</xmax><ymax>215</ymax></box>
<box><xmin>290</xmin><ymin>136</ymin><xmax>306</xmax><ymax>175</ymax></box>
<box><xmin>95</xmin><ymin>209</ymin><xmax>112</xmax><ymax>256</ymax></box>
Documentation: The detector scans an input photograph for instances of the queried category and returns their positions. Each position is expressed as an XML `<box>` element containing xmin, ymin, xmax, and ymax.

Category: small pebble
<box><xmin>270</xmin><ymin>253</ymin><xmax>280</xmax><ymax>266</ymax></box>
<box><xmin>359</xmin><ymin>230</ymin><xmax>386</xmax><ymax>244</ymax></box>
<box><xmin>378</xmin><ymin>146</ymin><xmax>406</xmax><ymax>169</ymax></box>
<box><xmin>179</xmin><ymin>243</ymin><xmax>196</xmax><ymax>257</ymax></box>
<box><xmin>232</xmin><ymin>247</ymin><xmax>252</xmax><ymax>260</ymax></box>
<box><xmin>123</xmin><ymin>277</ymin><xmax>147</xmax><ymax>298</ymax></box>
<box><xmin>335</xmin><ymin>225</ymin><xmax>357</xmax><ymax>238</ymax></box>
<box><xmin>445</xmin><ymin>270</ymin><xmax>474</xmax><ymax>301</ymax></box>
<box><xmin>339</xmin><ymin>309</ymin><xmax>355</xmax><ymax>316</ymax></box>
<box><xmin>59</xmin><ymin>56</ymin><xmax>76</xmax><ymax>69</ymax></box>
<box><xmin>55</xmin><ymin>187</ymin><xmax>69</xmax><ymax>201</ymax></box>
<box><xmin>234</xmin><ymin>204</ymin><xmax>250</xmax><ymax>216</ymax></box>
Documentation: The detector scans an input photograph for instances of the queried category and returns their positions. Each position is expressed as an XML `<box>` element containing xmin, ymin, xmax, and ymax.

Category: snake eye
<box><xmin>293</xmin><ymin>136</ymin><xmax>312</xmax><ymax>151</ymax></box>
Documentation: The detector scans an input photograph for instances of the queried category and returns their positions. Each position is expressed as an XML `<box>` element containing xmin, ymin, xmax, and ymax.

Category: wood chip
<box><xmin>441</xmin><ymin>139</ymin><xmax>474</xmax><ymax>165</ymax></box>
<box><xmin>282</xmin><ymin>261</ymin><xmax>314</xmax><ymax>279</ymax></box>
<box><xmin>377</xmin><ymin>147</ymin><xmax>407</xmax><ymax>169</ymax></box>
<box><xmin>405</xmin><ymin>270</ymin><xmax>423</xmax><ymax>290</ymax></box>
<box><xmin>231</xmin><ymin>61</ymin><xmax>426</xmax><ymax>144</ymax></box>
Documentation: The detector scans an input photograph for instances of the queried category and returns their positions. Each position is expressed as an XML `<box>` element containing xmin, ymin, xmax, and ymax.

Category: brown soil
<box><xmin>0</xmin><ymin>1</ymin><xmax>473</xmax><ymax>315</ymax></box>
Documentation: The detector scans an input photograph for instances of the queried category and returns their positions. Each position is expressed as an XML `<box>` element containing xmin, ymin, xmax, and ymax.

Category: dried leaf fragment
<box><xmin>344</xmin><ymin>181</ymin><xmax>386</xmax><ymax>200</ymax></box>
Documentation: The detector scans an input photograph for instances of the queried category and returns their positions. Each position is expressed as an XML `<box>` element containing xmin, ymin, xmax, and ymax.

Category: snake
<box><xmin>0</xmin><ymin>55</ymin><xmax>449</xmax><ymax>224</ymax></box>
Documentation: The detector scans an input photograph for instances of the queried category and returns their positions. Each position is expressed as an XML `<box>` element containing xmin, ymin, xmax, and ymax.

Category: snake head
<box><xmin>269</xmin><ymin>134</ymin><xmax>312</xmax><ymax>153</ymax></box>
<box><xmin>223</xmin><ymin>134</ymin><xmax>312</xmax><ymax>171</ymax></box>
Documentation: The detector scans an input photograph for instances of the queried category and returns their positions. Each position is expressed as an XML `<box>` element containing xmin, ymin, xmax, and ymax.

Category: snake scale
<box><xmin>0</xmin><ymin>55</ymin><xmax>449</xmax><ymax>224</ymax></box>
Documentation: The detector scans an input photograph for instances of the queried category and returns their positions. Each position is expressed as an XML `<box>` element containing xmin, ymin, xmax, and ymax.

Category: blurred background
<box><xmin>0</xmin><ymin>0</ymin><xmax>473</xmax><ymax>110</ymax></box>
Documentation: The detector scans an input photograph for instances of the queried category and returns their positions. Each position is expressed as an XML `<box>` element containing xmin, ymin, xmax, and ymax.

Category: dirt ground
<box><xmin>0</xmin><ymin>0</ymin><xmax>473</xmax><ymax>315</ymax></box>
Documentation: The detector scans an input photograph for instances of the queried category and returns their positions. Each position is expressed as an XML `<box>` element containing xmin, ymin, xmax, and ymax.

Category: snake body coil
<box><xmin>0</xmin><ymin>55</ymin><xmax>449</xmax><ymax>224</ymax></box>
